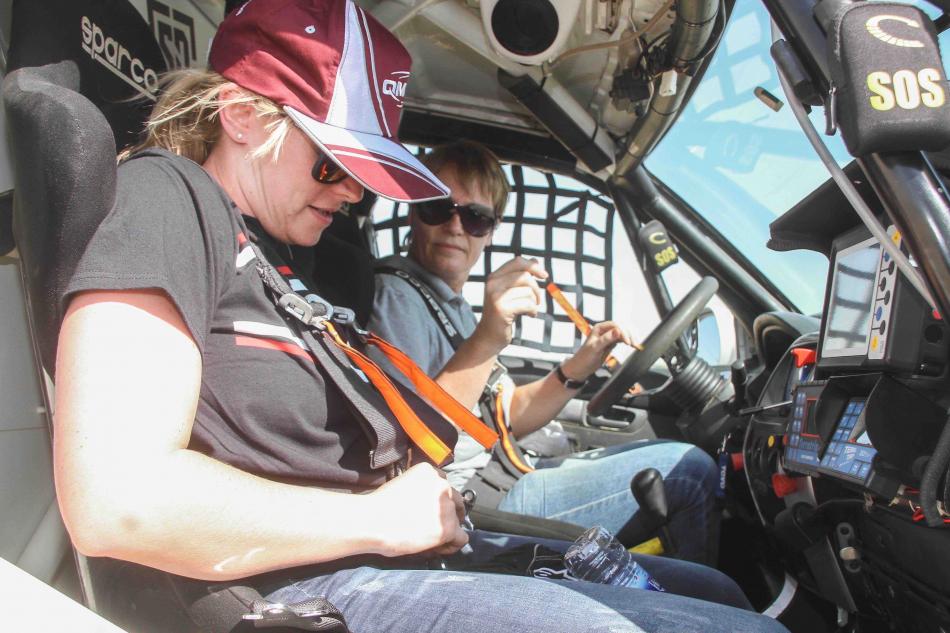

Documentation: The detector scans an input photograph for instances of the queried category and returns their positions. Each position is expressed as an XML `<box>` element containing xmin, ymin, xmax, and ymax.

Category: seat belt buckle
<box><xmin>279</xmin><ymin>293</ymin><xmax>333</xmax><ymax>329</ymax></box>
<box><xmin>483</xmin><ymin>362</ymin><xmax>507</xmax><ymax>397</ymax></box>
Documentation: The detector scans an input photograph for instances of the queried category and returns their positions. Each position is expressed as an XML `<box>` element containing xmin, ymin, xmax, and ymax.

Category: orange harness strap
<box><xmin>323</xmin><ymin>324</ymin><xmax>499</xmax><ymax>466</ymax></box>
<box><xmin>493</xmin><ymin>384</ymin><xmax>534</xmax><ymax>474</ymax></box>
<box><xmin>323</xmin><ymin>323</ymin><xmax>454</xmax><ymax>466</ymax></box>
<box><xmin>546</xmin><ymin>281</ymin><xmax>625</xmax><ymax>368</ymax></box>
<box><xmin>363</xmin><ymin>332</ymin><xmax>499</xmax><ymax>450</ymax></box>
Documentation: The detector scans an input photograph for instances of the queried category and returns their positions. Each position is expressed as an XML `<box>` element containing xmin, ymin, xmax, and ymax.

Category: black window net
<box><xmin>372</xmin><ymin>164</ymin><xmax>615</xmax><ymax>356</ymax></box>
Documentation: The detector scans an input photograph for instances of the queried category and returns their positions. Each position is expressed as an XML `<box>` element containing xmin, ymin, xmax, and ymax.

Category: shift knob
<box><xmin>631</xmin><ymin>468</ymin><xmax>669</xmax><ymax>525</ymax></box>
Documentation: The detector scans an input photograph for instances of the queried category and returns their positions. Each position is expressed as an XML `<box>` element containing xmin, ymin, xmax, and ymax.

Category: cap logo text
<box><xmin>382</xmin><ymin>71</ymin><xmax>410</xmax><ymax>107</ymax></box>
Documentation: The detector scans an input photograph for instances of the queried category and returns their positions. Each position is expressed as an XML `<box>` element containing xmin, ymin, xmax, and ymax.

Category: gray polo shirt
<box><xmin>367</xmin><ymin>254</ymin><xmax>492</xmax><ymax>488</ymax></box>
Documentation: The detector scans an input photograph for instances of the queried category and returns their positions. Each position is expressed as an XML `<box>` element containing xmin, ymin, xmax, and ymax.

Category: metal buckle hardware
<box><xmin>279</xmin><ymin>293</ymin><xmax>333</xmax><ymax>329</ymax></box>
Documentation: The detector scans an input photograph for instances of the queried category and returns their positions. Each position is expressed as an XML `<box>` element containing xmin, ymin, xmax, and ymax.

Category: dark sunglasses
<box><xmin>311</xmin><ymin>152</ymin><xmax>348</xmax><ymax>184</ymax></box>
<box><xmin>414</xmin><ymin>199</ymin><xmax>498</xmax><ymax>237</ymax></box>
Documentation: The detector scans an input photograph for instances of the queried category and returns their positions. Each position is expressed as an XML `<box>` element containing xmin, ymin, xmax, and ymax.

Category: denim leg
<box><xmin>497</xmin><ymin>440</ymin><xmax>720</xmax><ymax>565</ymax></box>
<box><xmin>264</xmin><ymin>532</ymin><xmax>788</xmax><ymax>633</ymax></box>
<box><xmin>455</xmin><ymin>530</ymin><xmax>749</xmax><ymax>609</ymax></box>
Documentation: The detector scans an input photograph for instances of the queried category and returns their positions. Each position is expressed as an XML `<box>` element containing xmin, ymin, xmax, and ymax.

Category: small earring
<box><xmin>237</xmin><ymin>133</ymin><xmax>244</xmax><ymax>140</ymax></box>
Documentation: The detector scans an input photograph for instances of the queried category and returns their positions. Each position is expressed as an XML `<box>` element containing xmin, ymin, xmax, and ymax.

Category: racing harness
<box><xmin>251</xmin><ymin>234</ymin><xmax>498</xmax><ymax>474</ymax></box>
<box><xmin>376</xmin><ymin>266</ymin><xmax>536</xmax><ymax>505</ymax></box>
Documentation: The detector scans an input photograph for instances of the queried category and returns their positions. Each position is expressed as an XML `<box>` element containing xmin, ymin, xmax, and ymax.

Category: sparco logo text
<box><xmin>81</xmin><ymin>16</ymin><xmax>159</xmax><ymax>100</ymax></box>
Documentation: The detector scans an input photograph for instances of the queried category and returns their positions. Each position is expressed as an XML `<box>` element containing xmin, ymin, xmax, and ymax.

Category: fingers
<box><xmin>494</xmin><ymin>255</ymin><xmax>548</xmax><ymax>281</ymax></box>
<box><xmin>450</xmin><ymin>487</ymin><xmax>466</xmax><ymax>525</ymax></box>
<box><xmin>487</xmin><ymin>270</ymin><xmax>544</xmax><ymax>306</ymax></box>
<box><xmin>590</xmin><ymin>321</ymin><xmax>632</xmax><ymax>347</ymax></box>
<box><xmin>435</xmin><ymin>526</ymin><xmax>469</xmax><ymax>555</ymax></box>
<box><xmin>497</xmin><ymin>286</ymin><xmax>542</xmax><ymax>317</ymax></box>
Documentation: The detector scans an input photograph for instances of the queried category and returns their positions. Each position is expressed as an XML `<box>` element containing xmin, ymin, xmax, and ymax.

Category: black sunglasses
<box><xmin>311</xmin><ymin>152</ymin><xmax>348</xmax><ymax>184</ymax></box>
<box><xmin>414</xmin><ymin>199</ymin><xmax>498</xmax><ymax>237</ymax></box>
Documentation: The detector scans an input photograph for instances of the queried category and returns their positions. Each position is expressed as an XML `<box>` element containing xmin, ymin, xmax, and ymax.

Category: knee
<box><xmin>678</xmin><ymin>445</ymin><xmax>719</xmax><ymax>490</ymax></box>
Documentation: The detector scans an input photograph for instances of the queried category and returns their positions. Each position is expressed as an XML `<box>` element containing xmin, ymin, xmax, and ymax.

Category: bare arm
<box><xmin>434</xmin><ymin>257</ymin><xmax>547</xmax><ymax>408</ymax></box>
<box><xmin>508</xmin><ymin>321</ymin><xmax>630</xmax><ymax>437</ymax></box>
<box><xmin>54</xmin><ymin>289</ymin><xmax>465</xmax><ymax>581</ymax></box>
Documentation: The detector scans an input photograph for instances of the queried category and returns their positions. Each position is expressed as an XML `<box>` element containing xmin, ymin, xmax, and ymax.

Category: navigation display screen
<box><xmin>819</xmin><ymin>399</ymin><xmax>876</xmax><ymax>482</ymax></box>
<box><xmin>822</xmin><ymin>238</ymin><xmax>880</xmax><ymax>357</ymax></box>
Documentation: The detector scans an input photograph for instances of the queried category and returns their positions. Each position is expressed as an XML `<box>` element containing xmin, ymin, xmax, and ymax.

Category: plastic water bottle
<box><xmin>564</xmin><ymin>526</ymin><xmax>665</xmax><ymax>591</ymax></box>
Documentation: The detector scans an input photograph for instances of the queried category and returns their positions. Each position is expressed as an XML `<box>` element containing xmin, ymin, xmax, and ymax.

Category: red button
<box><xmin>790</xmin><ymin>347</ymin><xmax>817</xmax><ymax>368</ymax></box>
<box><xmin>730</xmin><ymin>453</ymin><xmax>744</xmax><ymax>472</ymax></box>
<box><xmin>771</xmin><ymin>473</ymin><xmax>799</xmax><ymax>498</ymax></box>
<box><xmin>933</xmin><ymin>309</ymin><xmax>942</xmax><ymax>320</ymax></box>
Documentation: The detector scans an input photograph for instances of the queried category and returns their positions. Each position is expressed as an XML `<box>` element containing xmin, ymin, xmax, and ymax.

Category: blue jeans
<box><xmin>497</xmin><ymin>440</ymin><xmax>719</xmax><ymax>564</ymax></box>
<box><xmin>266</xmin><ymin>530</ymin><xmax>788</xmax><ymax>633</ymax></box>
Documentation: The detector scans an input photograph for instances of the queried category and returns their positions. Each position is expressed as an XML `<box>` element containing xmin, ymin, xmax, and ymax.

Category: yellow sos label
<box><xmin>867</xmin><ymin>68</ymin><xmax>946</xmax><ymax>111</ymax></box>
<box><xmin>654</xmin><ymin>246</ymin><xmax>678</xmax><ymax>268</ymax></box>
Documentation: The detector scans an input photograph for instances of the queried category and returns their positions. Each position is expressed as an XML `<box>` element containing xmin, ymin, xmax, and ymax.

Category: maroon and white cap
<box><xmin>210</xmin><ymin>0</ymin><xmax>449</xmax><ymax>202</ymax></box>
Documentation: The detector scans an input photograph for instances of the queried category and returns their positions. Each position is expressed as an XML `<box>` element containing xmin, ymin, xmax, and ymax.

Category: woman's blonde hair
<box><xmin>120</xmin><ymin>68</ymin><xmax>292</xmax><ymax>164</ymax></box>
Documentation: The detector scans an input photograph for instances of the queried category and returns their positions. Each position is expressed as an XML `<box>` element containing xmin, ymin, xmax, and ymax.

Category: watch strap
<box><xmin>554</xmin><ymin>364</ymin><xmax>587</xmax><ymax>390</ymax></box>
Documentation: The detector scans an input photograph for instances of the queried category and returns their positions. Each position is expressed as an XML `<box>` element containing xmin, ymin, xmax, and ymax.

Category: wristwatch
<box><xmin>554</xmin><ymin>364</ymin><xmax>587</xmax><ymax>390</ymax></box>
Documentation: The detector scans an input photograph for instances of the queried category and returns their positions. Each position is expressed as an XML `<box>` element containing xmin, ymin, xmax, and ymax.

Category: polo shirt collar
<box><xmin>389</xmin><ymin>254</ymin><xmax>465</xmax><ymax>305</ymax></box>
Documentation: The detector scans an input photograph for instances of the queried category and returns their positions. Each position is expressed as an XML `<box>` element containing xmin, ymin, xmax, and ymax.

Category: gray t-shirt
<box><xmin>368</xmin><ymin>255</ymin><xmax>492</xmax><ymax>488</ymax></box>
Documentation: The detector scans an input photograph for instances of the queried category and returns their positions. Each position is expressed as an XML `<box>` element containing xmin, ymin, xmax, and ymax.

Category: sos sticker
<box><xmin>638</xmin><ymin>220</ymin><xmax>679</xmax><ymax>272</ymax></box>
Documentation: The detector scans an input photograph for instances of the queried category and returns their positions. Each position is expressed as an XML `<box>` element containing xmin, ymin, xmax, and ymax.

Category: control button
<box><xmin>879</xmin><ymin>320</ymin><xmax>887</xmax><ymax>335</ymax></box>
<box><xmin>879</xmin><ymin>277</ymin><xmax>887</xmax><ymax>291</ymax></box>
<box><xmin>883</xmin><ymin>251</ymin><xmax>891</xmax><ymax>263</ymax></box>
<box><xmin>790</xmin><ymin>348</ymin><xmax>817</xmax><ymax>368</ymax></box>
<box><xmin>840</xmin><ymin>546</ymin><xmax>861</xmax><ymax>561</ymax></box>
<box><xmin>933</xmin><ymin>309</ymin><xmax>942</xmax><ymax>321</ymax></box>
<box><xmin>768</xmin><ymin>435</ymin><xmax>776</xmax><ymax>448</ymax></box>
<box><xmin>871</xmin><ymin>335</ymin><xmax>879</xmax><ymax>351</ymax></box>
<box><xmin>850</xmin><ymin>463</ymin><xmax>862</xmax><ymax>476</ymax></box>
<box><xmin>730</xmin><ymin>453</ymin><xmax>745</xmax><ymax>472</ymax></box>
<box><xmin>875</xmin><ymin>306</ymin><xmax>883</xmax><ymax>321</ymax></box>
<box><xmin>771</xmin><ymin>473</ymin><xmax>800</xmax><ymax>498</ymax></box>
<box><xmin>888</xmin><ymin>260</ymin><xmax>895</xmax><ymax>275</ymax></box>
<box><xmin>859</xmin><ymin>463</ymin><xmax>871</xmax><ymax>479</ymax></box>
<box><xmin>884</xmin><ymin>290</ymin><xmax>891</xmax><ymax>305</ymax></box>
<box><xmin>856</xmin><ymin>447</ymin><xmax>876</xmax><ymax>461</ymax></box>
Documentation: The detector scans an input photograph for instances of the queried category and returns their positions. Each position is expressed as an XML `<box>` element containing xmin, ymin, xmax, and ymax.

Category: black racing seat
<box><xmin>4</xmin><ymin>57</ymin><xmax>354</xmax><ymax>633</ymax></box>
<box><xmin>1</xmin><ymin>1</ymin><xmax>340</xmax><ymax>630</ymax></box>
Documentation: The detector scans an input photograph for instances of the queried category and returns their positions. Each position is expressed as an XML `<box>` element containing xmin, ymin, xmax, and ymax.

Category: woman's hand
<box><xmin>366</xmin><ymin>463</ymin><xmax>468</xmax><ymax>558</ymax></box>
<box><xmin>471</xmin><ymin>257</ymin><xmax>548</xmax><ymax>353</ymax></box>
<box><xmin>560</xmin><ymin>321</ymin><xmax>631</xmax><ymax>382</ymax></box>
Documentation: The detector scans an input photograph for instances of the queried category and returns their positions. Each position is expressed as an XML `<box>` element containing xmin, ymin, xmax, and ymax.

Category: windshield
<box><xmin>646</xmin><ymin>0</ymin><xmax>949</xmax><ymax>316</ymax></box>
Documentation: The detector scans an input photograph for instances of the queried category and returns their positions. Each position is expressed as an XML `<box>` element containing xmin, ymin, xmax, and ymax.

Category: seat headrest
<box><xmin>7</xmin><ymin>0</ymin><xmax>167</xmax><ymax>152</ymax></box>
<box><xmin>3</xmin><ymin>62</ymin><xmax>118</xmax><ymax>374</ymax></box>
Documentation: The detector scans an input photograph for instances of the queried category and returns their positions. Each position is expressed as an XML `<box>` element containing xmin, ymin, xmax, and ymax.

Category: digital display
<box><xmin>822</xmin><ymin>238</ymin><xmax>880</xmax><ymax>357</ymax></box>
<box><xmin>819</xmin><ymin>398</ymin><xmax>876</xmax><ymax>482</ymax></box>
<box><xmin>785</xmin><ymin>387</ymin><xmax>822</xmax><ymax>470</ymax></box>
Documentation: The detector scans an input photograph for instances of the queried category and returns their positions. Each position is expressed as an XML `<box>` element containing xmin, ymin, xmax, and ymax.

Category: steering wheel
<box><xmin>587</xmin><ymin>276</ymin><xmax>719</xmax><ymax>417</ymax></box>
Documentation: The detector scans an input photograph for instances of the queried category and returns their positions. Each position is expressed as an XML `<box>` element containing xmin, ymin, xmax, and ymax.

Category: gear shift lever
<box><xmin>616</xmin><ymin>468</ymin><xmax>674</xmax><ymax>554</ymax></box>
<box><xmin>631</xmin><ymin>468</ymin><xmax>669</xmax><ymax>529</ymax></box>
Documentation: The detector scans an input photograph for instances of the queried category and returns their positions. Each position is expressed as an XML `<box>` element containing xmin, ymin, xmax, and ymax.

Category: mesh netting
<box><xmin>372</xmin><ymin>164</ymin><xmax>615</xmax><ymax>355</ymax></box>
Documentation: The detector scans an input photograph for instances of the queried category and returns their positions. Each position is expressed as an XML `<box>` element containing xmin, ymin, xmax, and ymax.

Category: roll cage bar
<box><xmin>761</xmin><ymin>0</ymin><xmax>950</xmax><ymax>323</ymax></box>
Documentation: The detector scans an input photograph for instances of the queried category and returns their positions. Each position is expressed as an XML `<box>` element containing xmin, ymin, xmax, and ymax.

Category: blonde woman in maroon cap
<box><xmin>51</xmin><ymin>2</ymin><xmax>789</xmax><ymax>632</ymax></box>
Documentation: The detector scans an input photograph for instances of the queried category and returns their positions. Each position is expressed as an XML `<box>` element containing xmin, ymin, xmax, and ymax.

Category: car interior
<box><xmin>2</xmin><ymin>0</ymin><xmax>950</xmax><ymax>631</ymax></box>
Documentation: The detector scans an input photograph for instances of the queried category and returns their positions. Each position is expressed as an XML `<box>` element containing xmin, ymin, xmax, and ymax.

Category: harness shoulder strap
<box><xmin>378</xmin><ymin>264</ymin><xmax>532</xmax><ymax>480</ymax></box>
<box><xmin>376</xmin><ymin>266</ymin><xmax>465</xmax><ymax>348</ymax></box>
<box><xmin>253</xmin><ymin>240</ymin><xmax>496</xmax><ymax>468</ymax></box>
